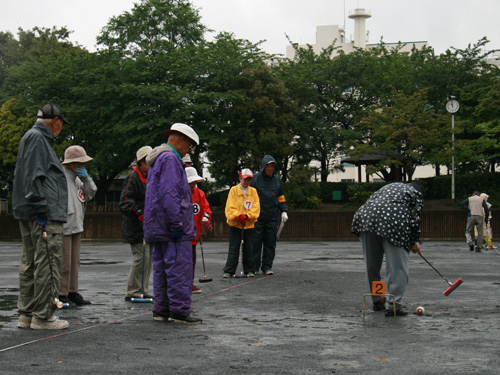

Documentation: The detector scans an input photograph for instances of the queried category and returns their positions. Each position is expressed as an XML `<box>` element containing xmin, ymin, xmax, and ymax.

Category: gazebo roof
<box><xmin>341</xmin><ymin>152</ymin><xmax>409</xmax><ymax>166</ymax></box>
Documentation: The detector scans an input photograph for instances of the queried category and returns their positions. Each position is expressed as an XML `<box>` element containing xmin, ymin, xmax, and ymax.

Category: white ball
<box><xmin>416</xmin><ymin>306</ymin><xmax>425</xmax><ymax>315</ymax></box>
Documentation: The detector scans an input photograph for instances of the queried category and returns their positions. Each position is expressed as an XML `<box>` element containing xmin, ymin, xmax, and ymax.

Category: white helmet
<box><xmin>162</xmin><ymin>123</ymin><xmax>199</xmax><ymax>146</ymax></box>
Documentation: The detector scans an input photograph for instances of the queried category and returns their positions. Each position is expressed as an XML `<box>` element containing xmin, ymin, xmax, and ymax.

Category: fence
<box><xmin>0</xmin><ymin>210</ymin><xmax>492</xmax><ymax>241</ymax></box>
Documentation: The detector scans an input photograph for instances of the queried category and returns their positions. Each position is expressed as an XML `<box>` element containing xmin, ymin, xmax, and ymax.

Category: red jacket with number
<box><xmin>191</xmin><ymin>186</ymin><xmax>212</xmax><ymax>245</ymax></box>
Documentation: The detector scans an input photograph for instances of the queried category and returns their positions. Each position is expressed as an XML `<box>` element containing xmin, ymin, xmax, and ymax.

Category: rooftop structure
<box><xmin>286</xmin><ymin>8</ymin><xmax>428</xmax><ymax>60</ymax></box>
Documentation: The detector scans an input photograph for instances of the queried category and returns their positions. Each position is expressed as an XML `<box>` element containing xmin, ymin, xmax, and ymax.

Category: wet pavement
<box><xmin>0</xmin><ymin>239</ymin><xmax>499</xmax><ymax>374</ymax></box>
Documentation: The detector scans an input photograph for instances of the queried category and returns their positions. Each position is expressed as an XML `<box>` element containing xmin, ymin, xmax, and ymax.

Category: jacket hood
<box><xmin>259</xmin><ymin>155</ymin><xmax>277</xmax><ymax>175</ymax></box>
<box><xmin>146</xmin><ymin>143</ymin><xmax>173</xmax><ymax>166</ymax></box>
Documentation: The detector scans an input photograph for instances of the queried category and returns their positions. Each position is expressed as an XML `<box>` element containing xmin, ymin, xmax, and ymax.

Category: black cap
<box><xmin>37</xmin><ymin>103</ymin><xmax>70</xmax><ymax>125</ymax></box>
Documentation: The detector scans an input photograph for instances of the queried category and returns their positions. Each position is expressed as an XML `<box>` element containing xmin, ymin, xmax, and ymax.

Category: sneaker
<box><xmin>168</xmin><ymin>312</ymin><xmax>202</xmax><ymax>325</ymax></box>
<box><xmin>385</xmin><ymin>308</ymin><xmax>408</xmax><ymax>317</ymax></box>
<box><xmin>17</xmin><ymin>314</ymin><xmax>32</xmax><ymax>329</ymax></box>
<box><xmin>223</xmin><ymin>273</ymin><xmax>232</xmax><ymax>278</ymax></box>
<box><xmin>192</xmin><ymin>284</ymin><xmax>202</xmax><ymax>293</ymax></box>
<box><xmin>247</xmin><ymin>272</ymin><xmax>255</xmax><ymax>277</ymax></box>
<box><xmin>469</xmin><ymin>244</ymin><xmax>475</xmax><ymax>252</ymax></box>
<box><xmin>153</xmin><ymin>312</ymin><xmax>170</xmax><ymax>322</ymax></box>
<box><xmin>264</xmin><ymin>270</ymin><xmax>274</xmax><ymax>275</ymax></box>
<box><xmin>31</xmin><ymin>315</ymin><xmax>69</xmax><ymax>330</ymax></box>
<box><xmin>68</xmin><ymin>292</ymin><xmax>91</xmax><ymax>305</ymax></box>
<box><xmin>373</xmin><ymin>298</ymin><xmax>386</xmax><ymax>312</ymax></box>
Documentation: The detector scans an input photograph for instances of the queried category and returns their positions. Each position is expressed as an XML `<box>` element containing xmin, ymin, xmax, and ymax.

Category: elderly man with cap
<box><xmin>59</xmin><ymin>145</ymin><xmax>97</xmax><ymax>306</ymax></box>
<box><xmin>144</xmin><ymin>123</ymin><xmax>202</xmax><ymax>324</ymax></box>
<box><xmin>13</xmin><ymin>103</ymin><xmax>70</xmax><ymax>330</ymax></box>
<box><xmin>185</xmin><ymin>167</ymin><xmax>213</xmax><ymax>293</ymax></box>
<box><xmin>120</xmin><ymin>146</ymin><xmax>154</xmax><ymax>301</ymax></box>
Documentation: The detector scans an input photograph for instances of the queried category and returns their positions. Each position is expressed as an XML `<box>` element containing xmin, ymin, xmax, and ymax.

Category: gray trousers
<box><xmin>60</xmin><ymin>233</ymin><xmax>82</xmax><ymax>296</ymax></box>
<box><xmin>465</xmin><ymin>215</ymin><xmax>484</xmax><ymax>247</ymax></box>
<box><xmin>360</xmin><ymin>232</ymin><xmax>409</xmax><ymax>309</ymax></box>
<box><xmin>126</xmin><ymin>242</ymin><xmax>153</xmax><ymax>297</ymax></box>
<box><xmin>18</xmin><ymin>220</ymin><xmax>64</xmax><ymax>320</ymax></box>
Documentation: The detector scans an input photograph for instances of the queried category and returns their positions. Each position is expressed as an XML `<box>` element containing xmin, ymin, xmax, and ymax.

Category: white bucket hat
<box><xmin>182</xmin><ymin>154</ymin><xmax>192</xmax><ymax>163</ymax></box>
<box><xmin>162</xmin><ymin>123</ymin><xmax>199</xmax><ymax>146</ymax></box>
<box><xmin>185</xmin><ymin>167</ymin><xmax>203</xmax><ymax>184</ymax></box>
<box><xmin>136</xmin><ymin>146</ymin><xmax>152</xmax><ymax>162</ymax></box>
<box><xmin>62</xmin><ymin>145</ymin><xmax>93</xmax><ymax>164</ymax></box>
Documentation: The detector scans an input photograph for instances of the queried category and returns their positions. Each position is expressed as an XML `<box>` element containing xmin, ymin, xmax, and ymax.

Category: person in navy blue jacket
<box><xmin>251</xmin><ymin>155</ymin><xmax>288</xmax><ymax>275</ymax></box>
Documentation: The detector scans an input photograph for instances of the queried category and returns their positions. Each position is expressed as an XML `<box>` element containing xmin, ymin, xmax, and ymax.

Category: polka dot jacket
<box><xmin>351</xmin><ymin>183</ymin><xmax>424</xmax><ymax>251</ymax></box>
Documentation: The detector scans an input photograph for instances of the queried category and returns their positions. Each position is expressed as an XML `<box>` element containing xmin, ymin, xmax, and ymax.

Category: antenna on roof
<box><xmin>343</xmin><ymin>0</ymin><xmax>346</xmax><ymax>32</ymax></box>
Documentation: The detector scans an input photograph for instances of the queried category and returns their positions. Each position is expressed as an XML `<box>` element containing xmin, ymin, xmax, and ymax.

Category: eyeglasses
<box><xmin>183</xmin><ymin>136</ymin><xmax>194</xmax><ymax>149</ymax></box>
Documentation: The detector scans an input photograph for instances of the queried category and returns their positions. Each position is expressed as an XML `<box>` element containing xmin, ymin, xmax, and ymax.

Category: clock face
<box><xmin>446</xmin><ymin>100</ymin><xmax>459</xmax><ymax>113</ymax></box>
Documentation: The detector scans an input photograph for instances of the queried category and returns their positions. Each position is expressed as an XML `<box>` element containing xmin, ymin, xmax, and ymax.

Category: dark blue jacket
<box><xmin>251</xmin><ymin>155</ymin><xmax>288</xmax><ymax>222</ymax></box>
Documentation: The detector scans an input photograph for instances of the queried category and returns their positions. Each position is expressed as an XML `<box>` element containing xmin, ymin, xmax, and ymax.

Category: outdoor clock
<box><xmin>446</xmin><ymin>99</ymin><xmax>460</xmax><ymax>114</ymax></box>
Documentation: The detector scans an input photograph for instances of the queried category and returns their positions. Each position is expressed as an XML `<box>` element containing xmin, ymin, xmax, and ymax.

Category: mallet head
<box><xmin>444</xmin><ymin>278</ymin><xmax>463</xmax><ymax>296</ymax></box>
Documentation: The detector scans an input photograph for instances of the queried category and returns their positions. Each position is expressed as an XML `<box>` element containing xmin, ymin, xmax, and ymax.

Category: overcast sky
<box><xmin>1</xmin><ymin>0</ymin><xmax>500</xmax><ymax>56</ymax></box>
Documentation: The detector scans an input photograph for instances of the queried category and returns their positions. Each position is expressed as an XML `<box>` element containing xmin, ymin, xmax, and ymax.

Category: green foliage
<box><xmin>346</xmin><ymin>182</ymin><xmax>387</xmax><ymax>206</ymax></box>
<box><xmin>283</xmin><ymin>165</ymin><xmax>321</xmax><ymax>209</ymax></box>
<box><xmin>420</xmin><ymin>173</ymin><xmax>500</xmax><ymax>204</ymax></box>
<box><xmin>0</xmin><ymin>1</ymin><xmax>499</xmax><ymax>204</ymax></box>
<box><xmin>346</xmin><ymin>88</ymin><xmax>449</xmax><ymax>181</ymax></box>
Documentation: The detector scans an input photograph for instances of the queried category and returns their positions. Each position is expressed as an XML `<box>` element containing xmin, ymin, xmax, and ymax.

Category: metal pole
<box><xmin>451</xmin><ymin>114</ymin><xmax>455</xmax><ymax>200</ymax></box>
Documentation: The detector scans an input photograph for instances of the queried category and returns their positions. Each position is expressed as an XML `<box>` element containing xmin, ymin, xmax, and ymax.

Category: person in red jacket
<box><xmin>185</xmin><ymin>167</ymin><xmax>213</xmax><ymax>293</ymax></box>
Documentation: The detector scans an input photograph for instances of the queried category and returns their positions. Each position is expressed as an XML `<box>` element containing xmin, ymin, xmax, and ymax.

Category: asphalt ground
<box><xmin>0</xmin><ymin>239</ymin><xmax>499</xmax><ymax>374</ymax></box>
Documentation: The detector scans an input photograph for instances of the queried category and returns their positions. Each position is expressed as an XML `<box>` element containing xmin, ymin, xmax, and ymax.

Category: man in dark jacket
<box><xmin>120</xmin><ymin>146</ymin><xmax>153</xmax><ymax>301</ymax></box>
<box><xmin>351</xmin><ymin>182</ymin><xmax>424</xmax><ymax>317</ymax></box>
<box><xmin>13</xmin><ymin>103</ymin><xmax>69</xmax><ymax>330</ymax></box>
<box><xmin>251</xmin><ymin>155</ymin><xmax>288</xmax><ymax>275</ymax></box>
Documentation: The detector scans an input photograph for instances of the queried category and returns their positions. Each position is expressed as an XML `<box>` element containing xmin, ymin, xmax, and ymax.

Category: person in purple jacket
<box><xmin>143</xmin><ymin>123</ymin><xmax>202</xmax><ymax>324</ymax></box>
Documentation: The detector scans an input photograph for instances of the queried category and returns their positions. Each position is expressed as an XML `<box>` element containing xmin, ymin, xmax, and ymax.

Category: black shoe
<box><xmin>475</xmin><ymin>247</ymin><xmax>482</xmax><ymax>252</ymax></box>
<box><xmin>68</xmin><ymin>292</ymin><xmax>91</xmax><ymax>305</ymax></box>
<box><xmin>373</xmin><ymin>298</ymin><xmax>386</xmax><ymax>311</ymax></box>
<box><xmin>153</xmin><ymin>312</ymin><xmax>170</xmax><ymax>322</ymax></box>
<box><xmin>385</xmin><ymin>308</ymin><xmax>408</xmax><ymax>317</ymax></box>
<box><xmin>168</xmin><ymin>312</ymin><xmax>202</xmax><ymax>325</ymax></box>
<box><xmin>58</xmin><ymin>295</ymin><xmax>71</xmax><ymax>304</ymax></box>
<box><xmin>469</xmin><ymin>244</ymin><xmax>475</xmax><ymax>252</ymax></box>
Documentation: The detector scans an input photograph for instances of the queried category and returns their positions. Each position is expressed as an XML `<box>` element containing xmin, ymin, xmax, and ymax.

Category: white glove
<box><xmin>281</xmin><ymin>212</ymin><xmax>288</xmax><ymax>223</ymax></box>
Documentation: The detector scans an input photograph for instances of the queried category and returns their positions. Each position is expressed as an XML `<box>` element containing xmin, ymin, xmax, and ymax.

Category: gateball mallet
<box><xmin>41</xmin><ymin>228</ymin><xmax>69</xmax><ymax>309</ymax></box>
<box><xmin>418</xmin><ymin>252</ymin><xmax>463</xmax><ymax>296</ymax></box>
<box><xmin>198</xmin><ymin>235</ymin><xmax>212</xmax><ymax>283</ymax></box>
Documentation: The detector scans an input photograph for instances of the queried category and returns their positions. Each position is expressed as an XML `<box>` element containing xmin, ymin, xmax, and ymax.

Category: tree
<box><xmin>277</xmin><ymin>43</ymin><xmax>379</xmax><ymax>182</ymax></box>
<box><xmin>0</xmin><ymin>99</ymin><xmax>34</xmax><ymax>197</ymax></box>
<box><xmin>205</xmin><ymin>60</ymin><xmax>297</xmax><ymax>187</ymax></box>
<box><xmin>72</xmin><ymin>0</ymin><xmax>208</xmax><ymax>201</ymax></box>
<box><xmin>346</xmin><ymin>88</ymin><xmax>449</xmax><ymax>181</ymax></box>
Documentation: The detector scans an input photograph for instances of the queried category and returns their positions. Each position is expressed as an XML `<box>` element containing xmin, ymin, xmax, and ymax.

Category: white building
<box><xmin>285</xmin><ymin>8</ymin><xmax>437</xmax><ymax>182</ymax></box>
<box><xmin>286</xmin><ymin>8</ymin><xmax>427</xmax><ymax>60</ymax></box>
